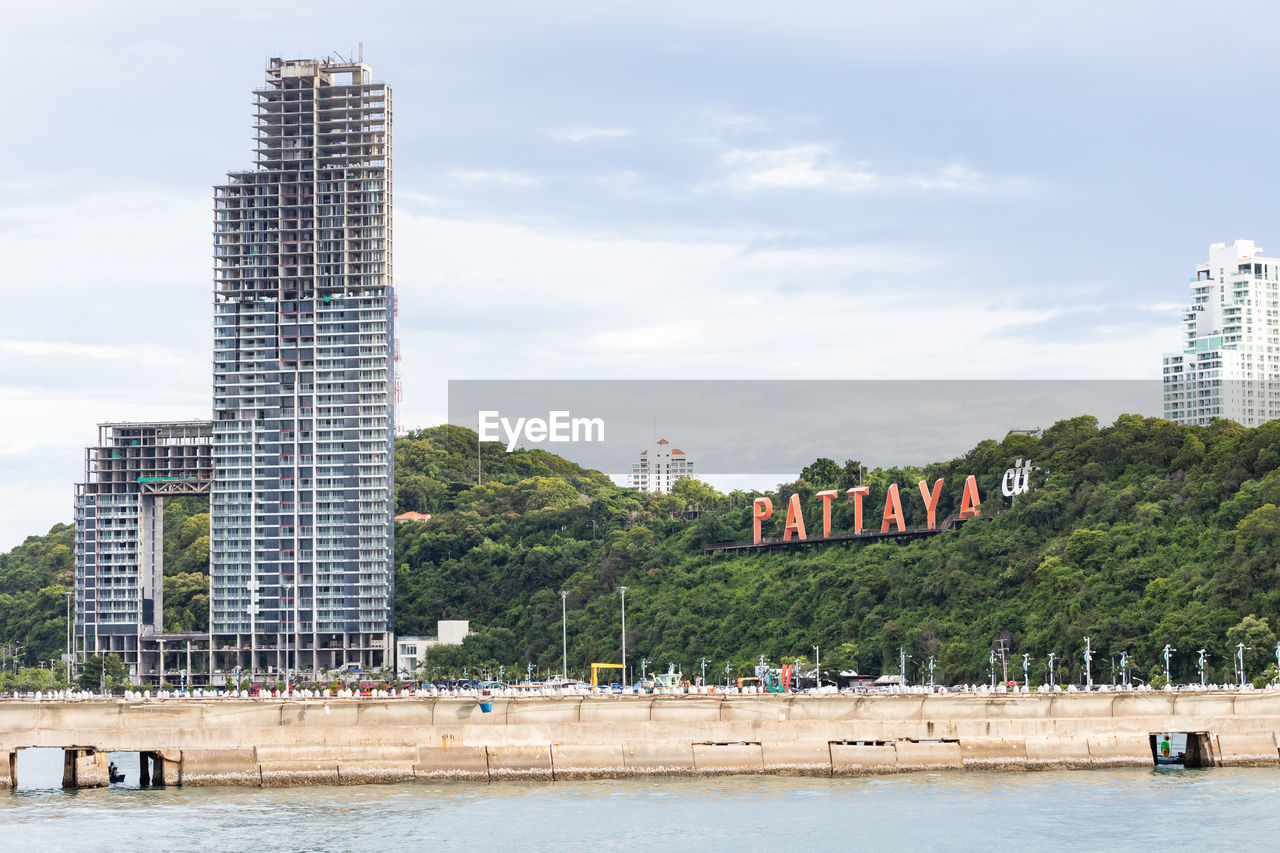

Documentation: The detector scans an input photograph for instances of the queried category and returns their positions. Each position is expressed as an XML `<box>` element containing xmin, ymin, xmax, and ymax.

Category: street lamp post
<box><xmin>1022</xmin><ymin>653</ymin><xmax>1031</xmax><ymax>692</ymax></box>
<box><xmin>1163</xmin><ymin>644</ymin><xmax>1175</xmax><ymax>687</ymax></box>
<box><xmin>1237</xmin><ymin>642</ymin><xmax>1249</xmax><ymax>688</ymax></box>
<box><xmin>1120</xmin><ymin>651</ymin><xmax>1129</xmax><ymax>689</ymax></box>
<box><xmin>284</xmin><ymin>583</ymin><xmax>293</xmax><ymax>688</ymax></box>
<box><xmin>1048</xmin><ymin>652</ymin><xmax>1057</xmax><ymax>689</ymax></box>
<box><xmin>559</xmin><ymin>590</ymin><xmax>568</xmax><ymax>681</ymax></box>
<box><xmin>618</xmin><ymin>586</ymin><xmax>628</xmax><ymax>689</ymax></box>
<box><xmin>1083</xmin><ymin>636</ymin><xmax>1093</xmax><ymax>691</ymax></box>
<box><xmin>1198</xmin><ymin>649</ymin><xmax>1208</xmax><ymax>688</ymax></box>
<box><xmin>292</xmin><ymin>581</ymin><xmax>300</xmax><ymax>681</ymax></box>
<box><xmin>813</xmin><ymin>645</ymin><xmax>820</xmax><ymax>690</ymax></box>
<box><xmin>63</xmin><ymin>591</ymin><xmax>73</xmax><ymax>687</ymax></box>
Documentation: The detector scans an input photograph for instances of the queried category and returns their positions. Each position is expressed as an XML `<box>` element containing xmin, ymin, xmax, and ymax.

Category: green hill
<box><xmin>393</xmin><ymin>417</ymin><xmax>1280</xmax><ymax>686</ymax></box>
<box><xmin>4</xmin><ymin>416</ymin><xmax>1280</xmax><ymax>687</ymax></box>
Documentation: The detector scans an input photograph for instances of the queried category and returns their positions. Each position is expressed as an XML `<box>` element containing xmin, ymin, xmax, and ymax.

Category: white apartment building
<box><xmin>1163</xmin><ymin>240</ymin><xmax>1280</xmax><ymax>426</ymax></box>
<box><xmin>395</xmin><ymin>620</ymin><xmax>471</xmax><ymax>676</ymax></box>
<box><xmin>627</xmin><ymin>439</ymin><xmax>695</xmax><ymax>493</ymax></box>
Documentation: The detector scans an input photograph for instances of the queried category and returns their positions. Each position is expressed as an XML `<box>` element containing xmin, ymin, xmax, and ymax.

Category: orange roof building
<box><xmin>394</xmin><ymin>511</ymin><xmax>432</xmax><ymax>523</ymax></box>
<box><xmin>627</xmin><ymin>439</ymin><xmax>695</xmax><ymax>493</ymax></box>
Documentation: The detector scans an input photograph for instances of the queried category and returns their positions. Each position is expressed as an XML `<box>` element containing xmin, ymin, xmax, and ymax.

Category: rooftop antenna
<box><xmin>359</xmin><ymin>42</ymin><xmax>364</xmax><ymax>62</ymax></box>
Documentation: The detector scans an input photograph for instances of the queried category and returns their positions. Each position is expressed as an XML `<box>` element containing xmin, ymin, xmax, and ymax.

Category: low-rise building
<box><xmin>627</xmin><ymin>439</ymin><xmax>695</xmax><ymax>493</ymax></box>
<box><xmin>396</xmin><ymin>620</ymin><xmax>472</xmax><ymax>676</ymax></box>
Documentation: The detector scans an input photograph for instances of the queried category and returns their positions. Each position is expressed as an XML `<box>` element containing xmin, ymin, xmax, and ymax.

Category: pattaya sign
<box><xmin>751</xmin><ymin>475</ymin><xmax>983</xmax><ymax>544</ymax></box>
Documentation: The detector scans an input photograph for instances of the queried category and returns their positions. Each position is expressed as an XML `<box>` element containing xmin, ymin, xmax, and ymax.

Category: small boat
<box><xmin>109</xmin><ymin>768</ymin><xmax>126</xmax><ymax>783</ymax></box>
<box><xmin>1154</xmin><ymin>753</ymin><xmax>1186</xmax><ymax>766</ymax></box>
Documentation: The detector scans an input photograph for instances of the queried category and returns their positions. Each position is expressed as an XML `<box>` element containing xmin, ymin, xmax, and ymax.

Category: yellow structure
<box><xmin>590</xmin><ymin>662</ymin><xmax>624</xmax><ymax>687</ymax></box>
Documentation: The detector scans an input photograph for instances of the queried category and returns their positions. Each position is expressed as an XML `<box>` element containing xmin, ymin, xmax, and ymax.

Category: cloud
<box><xmin>448</xmin><ymin>169</ymin><xmax>542</xmax><ymax>188</ymax></box>
<box><xmin>712</xmin><ymin>144</ymin><xmax>1035</xmax><ymax>195</ymax></box>
<box><xmin>904</xmin><ymin>163</ymin><xmax>1037</xmax><ymax>193</ymax></box>
<box><xmin>0</xmin><ymin>339</ymin><xmax>194</xmax><ymax>368</ymax></box>
<box><xmin>704</xmin><ymin>111</ymin><xmax>770</xmax><ymax>134</ymax></box>
<box><xmin>718</xmin><ymin>144</ymin><xmax>878</xmax><ymax>192</ymax></box>
<box><xmin>1138</xmin><ymin>301</ymin><xmax>1186</xmax><ymax>315</ymax></box>
<box><xmin>390</xmin><ymin>206</ymin><xmax>1155</xmax><ymax>426</ymax></box>
<box><xmin>547</xmin><ymin>126</ymin><xmax>632</xmax><ymax>142</ymax></box>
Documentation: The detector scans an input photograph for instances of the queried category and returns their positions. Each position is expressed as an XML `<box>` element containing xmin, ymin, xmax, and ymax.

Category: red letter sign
<box><xmin>846</xmin><ymin>486</ymin><xmax>869</xmax><ymax>534</ymax></box>
<box><xmin>918</xmin><ymin>478</ymin><xmax>944</xmax><ymax>530</ymax></box>
<box><xmin>816</xmin><ymin>490</ymin><xmax>837</xmax><ymax>537</ymax></box>
<box><xmin>783</xmin><ymin>493</ymin><xmax>807</xmax><ymax>541</ymax></box>
<box><xmin>959</xmin><ymin>475</ymin><xmax>982</xmax><ymax>519</ymax></box>
<box><xmin>752</xmin><ymin>497</ymin><xmax>774</xmax><ymax>544</ymax></box>
<box><xmin>881</xmin><ymin>483</ymin><xmax>905</xmax><ymax>533</ymax></box>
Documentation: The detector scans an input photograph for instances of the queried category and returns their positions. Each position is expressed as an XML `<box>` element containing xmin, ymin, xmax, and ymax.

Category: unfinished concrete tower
<box><xmin>211</xmin><ymin>57</ymin><xmax>395</xmax><ymax>674</ymax></box>
<box><xmin>74</xmin><ymin>421</ymin><xmax>213</xmax><ymax>679</ymax></box>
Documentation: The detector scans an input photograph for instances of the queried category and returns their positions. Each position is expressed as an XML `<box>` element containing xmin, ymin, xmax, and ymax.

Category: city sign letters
<box><xmin>751</xmin><ymin>475</ymin><xmax>983</xmax><ymax>544</ymax></box>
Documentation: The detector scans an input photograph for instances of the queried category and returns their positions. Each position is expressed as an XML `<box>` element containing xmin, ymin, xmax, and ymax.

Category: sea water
<box><xmin>0</xmin><ymin>747</ymin><xmax>1273</xmax><ymax>851</ymax></box>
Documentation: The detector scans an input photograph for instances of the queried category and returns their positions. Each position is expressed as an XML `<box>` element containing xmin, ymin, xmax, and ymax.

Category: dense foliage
<box><xmin>393</xmin><ymin>419</ymin><xmax>1280</xmax><ymax>687</ymax></box>
<box><xmin>4</xmin><ymin>417</ymin><xmax>1280</xmax><ymax>687</ymax></box>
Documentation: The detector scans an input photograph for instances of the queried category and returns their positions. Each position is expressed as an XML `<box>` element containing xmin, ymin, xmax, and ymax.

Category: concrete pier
<box><xmin>61</xmin><ymin>748</ymin><xmax>109</xmax><ymax>788</ymax></box>
<box><xmin>1</xmin><ymin>692</ymin><xmax>1278</xmax><ymax>787</ymax></box>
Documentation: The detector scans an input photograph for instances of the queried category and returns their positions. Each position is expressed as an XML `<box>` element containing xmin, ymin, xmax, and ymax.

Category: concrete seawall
<box><xmin>3</xmin><ymin>692</ymin><xmax>1279</xmax><ymax>788</ymax></box>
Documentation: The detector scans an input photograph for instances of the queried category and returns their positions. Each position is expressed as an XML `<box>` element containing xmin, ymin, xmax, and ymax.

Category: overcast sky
<box><xmin>3</xmin><ymin>1</ymin><xmax>1279</xmax><ymax>544</ymax></box>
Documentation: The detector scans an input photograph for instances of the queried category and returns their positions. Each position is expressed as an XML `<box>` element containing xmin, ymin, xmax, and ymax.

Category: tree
<box><xmin>0</xmin><ymin>666</ymin><xmax>66</xmax><ymax>693</ymax></box>
<box><xmin>77</xmin><ymin>654</ymin><xmax>128</xmax><ymax>692</ymax></box>
<box><xmin>1226</xmin><ymin>615</ymin><xmax>1276</xmax><ymax>677</ymax></box>
<box><xmin>800</xmin><ymin>458</ymin><xmax>842</xmax><ymax>490</ymax></box>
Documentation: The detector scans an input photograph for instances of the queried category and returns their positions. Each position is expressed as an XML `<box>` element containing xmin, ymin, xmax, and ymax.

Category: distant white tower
<box><xmin>1163</xmin><ymin>240</ymin><xmax>1280</xmax><ymax>426</ymax></box>
<box><xmin>627</xmin><ymin>439</ymin><xmax>695</xmax><ymax>493</ymax></box>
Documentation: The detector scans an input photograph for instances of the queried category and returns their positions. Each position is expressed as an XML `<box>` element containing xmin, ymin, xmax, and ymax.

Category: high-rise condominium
<box><xmin>1163</xmin><ymin>240</ymin><xmax>1280</xmax><ymax>427</ymax></box>
<box><xmin>211</xmin><ymin>57</ymin><xmax>395</xmax><ymax>672</ymax></box>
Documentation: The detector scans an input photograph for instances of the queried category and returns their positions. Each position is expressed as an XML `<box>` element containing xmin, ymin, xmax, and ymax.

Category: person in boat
<box><xmin>1160</xmin><ymin>735</ymin><xmax>1171</xmax><ymax>758</ymax></box>
<box><xmin>109</xmin><ymin>761</ymin><xmax>118</xmax><ymax>778</ymax></box>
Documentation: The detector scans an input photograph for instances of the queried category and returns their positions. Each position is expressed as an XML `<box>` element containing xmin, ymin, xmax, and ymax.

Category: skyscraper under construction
<box><xmin>74</xmin><ymin>56</ymin><xmax>397</xmax><ymax>681</ymax></box>
<box><xmin>211</xmin><ymin>57</ymin><xmax>396</xmax><ymax>673</ymax></box>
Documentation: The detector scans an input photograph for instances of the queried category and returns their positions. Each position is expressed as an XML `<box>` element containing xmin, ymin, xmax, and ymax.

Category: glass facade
<box><xmin>210</xmin><ymin>58</ymin><xmax>395</xmax><ymax>670</ymax></box>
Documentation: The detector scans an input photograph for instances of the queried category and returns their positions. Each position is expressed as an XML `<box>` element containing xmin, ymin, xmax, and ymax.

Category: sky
<box><xmin>3</xmin><ymin>0</ymin><xmax>1280</xmax><ymax>544</ymax></box>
